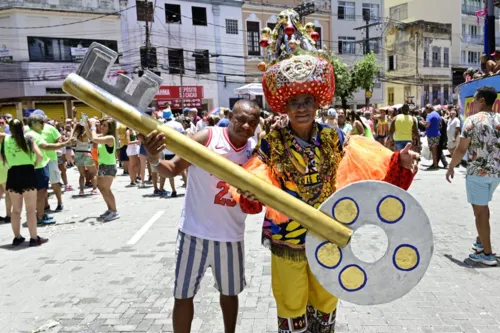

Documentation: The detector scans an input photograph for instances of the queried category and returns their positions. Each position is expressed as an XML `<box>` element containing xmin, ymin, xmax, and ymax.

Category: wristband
<box><xmin>90</xmin><ymin>127</ymin><xmax>97</xmax><ymax>132</ymax></box>
<box><xmin>150</xmin><ymin>159</ymin><xmax>161</xmax><ymax>167</ymax></box>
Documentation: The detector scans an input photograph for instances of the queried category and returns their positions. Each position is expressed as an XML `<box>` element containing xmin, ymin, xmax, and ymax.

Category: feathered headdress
<box><xmin>259</xmin><ymin>9</ymin><xmax>335</xmax><ymax>114</ymax></box>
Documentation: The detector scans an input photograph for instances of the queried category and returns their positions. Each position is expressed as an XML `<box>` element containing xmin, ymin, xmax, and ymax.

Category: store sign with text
<box><xmin>155</xmin><ymin>86</ymin><xmax>204</xmax><ymax>109</ymax></box>
<box><xmin>0</xmin><ymin>45</ymin><xmax>12</xmax><ymax>63</ymax></box>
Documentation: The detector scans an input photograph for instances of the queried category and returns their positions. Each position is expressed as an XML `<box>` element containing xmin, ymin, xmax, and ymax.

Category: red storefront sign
<box><xmin>155</xmin><ymin>86</ymin><xmax>204</xmax><ymax>109</ymax></box>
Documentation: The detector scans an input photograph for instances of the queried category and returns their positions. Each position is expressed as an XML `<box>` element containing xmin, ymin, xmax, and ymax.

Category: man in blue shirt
<box><xmin>217</xmin><ymin>109</ymin><xmax>231</xmax><ymax>128</ymax></box>
<box><xmin>419</xmin><ymin>104</ymin><xmax>441</xmax><ymax>170</ymax></box>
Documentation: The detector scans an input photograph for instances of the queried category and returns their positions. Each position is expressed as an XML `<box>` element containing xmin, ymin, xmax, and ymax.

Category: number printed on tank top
<box><xmin>214</xmin><ymin>181</ymin><xmax>237</xmax><ymax>207</ymax></box>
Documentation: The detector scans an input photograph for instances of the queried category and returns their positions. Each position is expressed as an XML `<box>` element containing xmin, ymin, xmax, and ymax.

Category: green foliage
<box><xmin>351</xmin><ymin>52</ymin><xmax>382</xmax><ymax>92</ymax></box>
<box><xmin>331</xmin><ymin>56</ymin><xmax>356</xmax><ymax>104</ymax></box>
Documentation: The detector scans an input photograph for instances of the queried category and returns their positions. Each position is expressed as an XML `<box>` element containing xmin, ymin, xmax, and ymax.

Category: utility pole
<box><xmin>294</xmin><ymin>1</ymin><xmax>315</xmax><ymax>23</ymax></box>
<box><xmin>487</xmin><ymin>0</ymin><xmax>496</xmax><ymax>54</ymax></box>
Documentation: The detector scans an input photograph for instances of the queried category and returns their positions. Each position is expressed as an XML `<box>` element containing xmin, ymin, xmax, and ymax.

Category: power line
<box><xmin>0</xmin><ymin>5</ymin><xmax>135</xmax><ymax>29</ymax></box>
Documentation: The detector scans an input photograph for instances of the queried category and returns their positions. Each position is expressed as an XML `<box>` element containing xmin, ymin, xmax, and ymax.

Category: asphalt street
<box><xmin>0</xmin><ymin>155</ymin><xmax>499</xmax><ymax>333</ymax></box>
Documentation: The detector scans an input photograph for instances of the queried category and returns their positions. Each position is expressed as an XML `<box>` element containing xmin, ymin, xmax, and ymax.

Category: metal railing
<box><xmin>462</xmin><ymin>34</ymin><xmax>484</xmax><ymax>45</ymax></box>
<box><xmin>461</xmin><ymin>4</ymin><xmax>482</xmax><ymax>15</ymax></box>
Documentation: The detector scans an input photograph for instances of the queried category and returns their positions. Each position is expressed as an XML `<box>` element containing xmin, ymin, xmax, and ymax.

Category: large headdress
<box><xmin>260</xmin><ymin>9</ymin><xmax>335</xmax><ymax>114</ymax></box>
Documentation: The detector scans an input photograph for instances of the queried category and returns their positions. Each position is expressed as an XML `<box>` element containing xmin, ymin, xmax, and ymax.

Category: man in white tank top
<box><xmin>140</xmin><ymin>100</ymin><xmax>261</xmax><ymax>333</ymax></box>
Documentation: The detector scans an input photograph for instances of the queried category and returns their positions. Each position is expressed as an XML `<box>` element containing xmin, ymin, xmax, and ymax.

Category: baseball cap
<box><xmin>163</xmin><ymin>110</ymin><xmax>173</xmax><ymax>120</ymax></box>
<box><xmin>327</xmin><ymin>108</ymin><xmax>337</xmax><ymax>117</ymax></box>
<box><xmin>32</xmin><ymin>109</ymin><xmax>49</xmax><ymax>120</ymax></box>
<box><xmin>182</xmin><ymin>107</ymin><xmax>190</xmax><ymax>115</ymax></box>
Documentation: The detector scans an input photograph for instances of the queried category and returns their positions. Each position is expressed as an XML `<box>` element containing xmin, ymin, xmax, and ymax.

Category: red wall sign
<box><xmin>155</xmin><ymin>86</ymin><xmax>204</xmax><ymax>100</ymax></box>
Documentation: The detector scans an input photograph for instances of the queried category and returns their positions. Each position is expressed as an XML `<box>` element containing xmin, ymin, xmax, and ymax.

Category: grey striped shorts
<box><xmin>174</xmin><ymin>231</ymin><xmax>246</xmax><ymax>299</ymax></box>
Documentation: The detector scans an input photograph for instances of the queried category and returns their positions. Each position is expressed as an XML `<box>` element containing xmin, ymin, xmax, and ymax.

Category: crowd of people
<box><xmin>315</xmin><ymin>103</ymin><xmax>468</xmax><ymax>171</ymax></box>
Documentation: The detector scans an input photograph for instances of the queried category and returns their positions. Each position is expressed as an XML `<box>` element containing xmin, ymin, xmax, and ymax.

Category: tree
<box><xmin>331</xmin><ymin>56</ymin><xmax>356</xmax><ymax>110</ymax></box>
<box><xmin>351</xmin><ymin>52</ymin><xmax>382</xmax><ymax>107</ymax></box>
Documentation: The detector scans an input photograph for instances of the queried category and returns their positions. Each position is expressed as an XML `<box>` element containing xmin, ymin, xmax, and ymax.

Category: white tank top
<box><xmin>179</xmin><ymin>127</ymin><xmax>257</xmax><ymax>242</ymax></box>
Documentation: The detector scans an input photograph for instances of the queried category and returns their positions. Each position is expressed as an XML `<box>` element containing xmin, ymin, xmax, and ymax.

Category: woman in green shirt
<box><xmin>0</xmin><ymin>119</ymin><xmax>46</xmax><ymax>247</ymax></box>
<box><xmin>84</xmin><ymin>117</ymin><xmax>119</xmax><ymax>222</ymax></box>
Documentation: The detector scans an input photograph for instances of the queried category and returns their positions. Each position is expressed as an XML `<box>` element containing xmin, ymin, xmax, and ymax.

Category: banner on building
<box><xmin>71</xmin><ymin>47</ymin><xmax>89</xmax><ymax>62</ymax></box>
<box><xmin>458</xmin><ymin>76</ymin><xmax>500</xmax><ymax>118</ymax></box>
<box><xmin>155</xmin><ymin>86</ymin><xmax>204</xmax><ymax>109</ymax></box>
<box><xmin>0</xmin><ymin>45</ymin><xmax>13</xmax><ymax>63</ymax></box>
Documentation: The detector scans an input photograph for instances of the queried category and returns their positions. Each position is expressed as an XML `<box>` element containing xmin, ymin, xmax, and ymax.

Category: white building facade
<box><xmin>122</xmin><ymin>0</ymin><xmax>245</xmax><ymax>111</ymax></box>
<box><xmin>0</xmin><ymin>0</ymin><xmax>123</xmax><ymax>120</ymax></box>
<box><xmin>331</xmin><ymin>0</ymin><xmax>385</xmax><ymax>108</ymax></box>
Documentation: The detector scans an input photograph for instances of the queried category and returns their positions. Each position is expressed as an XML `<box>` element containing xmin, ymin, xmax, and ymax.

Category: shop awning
<box><xmin>234</xmin><ymin>83</ymin><xmax>263</xmax><ymax>96</ymax></box>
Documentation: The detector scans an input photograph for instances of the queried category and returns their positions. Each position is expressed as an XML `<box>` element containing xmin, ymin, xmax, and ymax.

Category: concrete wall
<box><xmin>242</xmin><ymin>0</ymin><xmax>332</xmax><ymax>83</ymax></box>
<box><xmin>0</xmin><ymin>5</ymin><xmax>122</xmax><ymax>100</ymax></box>
<box><xmin>124</xmin><ymin>0</ymin><xmax>245</xmax><ymax>109</ymax></box>
<box><xmin>331</xmin><ymin>0</ymin><xmax>385</xmax><ymax>106</ymax></box>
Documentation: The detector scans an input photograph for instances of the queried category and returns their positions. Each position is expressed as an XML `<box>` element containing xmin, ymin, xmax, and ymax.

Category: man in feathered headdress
<box><xmin>234</xmin><ymin>9</ymin><xmax>420</xmax><ymax>333</ymax></box>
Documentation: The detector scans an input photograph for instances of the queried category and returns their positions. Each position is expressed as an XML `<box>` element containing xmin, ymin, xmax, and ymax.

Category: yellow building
<box><xmin>241</xmin><ymin>0</ymin><xmax>333</xmax><ymax>98</ymax></box>
<box><xmin>385</xmin><ymin>20</ymin><xmax>452</xmax><ymax>106</ymax></box>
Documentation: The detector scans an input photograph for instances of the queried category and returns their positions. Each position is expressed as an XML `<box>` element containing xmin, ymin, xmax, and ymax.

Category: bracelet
<box><xmin>90</xmin><ymin>127</ymin><xmax>96</xmax><ymax>132</ymax></box>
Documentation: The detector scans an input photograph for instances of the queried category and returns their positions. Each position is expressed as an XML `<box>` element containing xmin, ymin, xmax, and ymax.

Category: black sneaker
<box><xmin>55</xmin><ymin>205</ymin><xmax>63</xmax><ymax>212</ymax></box>
<box><xmin>171</xmin><ymin>191</ymin><xmax>177</xmax><ymax>198</ymax></box>
<box><xmin>4</xmin><ymin>216</ymin><xmax>11</xmax><ymax>223</ymax></box>
<box><xmin>29</xmin><ymin>236</ymin><xmax>49</xmax><ymax>246</ymax></box>
<box><xmin>12</xmin><ymin>236</ymin><xmax>25</xmax><ymax>246</ymax></box>
<box><xmin>44</xmin><ymin>206</ymin><xmax>51</xmax><ymax>212</ymax></box>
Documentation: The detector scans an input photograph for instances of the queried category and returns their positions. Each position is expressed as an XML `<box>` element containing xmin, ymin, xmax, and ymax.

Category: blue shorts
<box><xmin>35</xmin><ymin>165</ymin><xmax>49</xmax><ymax>190</ymax></box>
<box><xmin>139</xmin><ymin>144</ymin><xmax>147</xmax><ymax>156</ymax></box>
<box><xmin>395</xmin><ymin>140</ymin><xmax>411</xmax><ymax>151</ymax></box>
<box><xmin>119</xmin><ymin>145</ymin><xmax>129</xmax><ymax>161</ymax></box>
<box><xmin>466</xmin><ymin>176</ymin><xmax>500</xmax><ymax>206</ymax></box>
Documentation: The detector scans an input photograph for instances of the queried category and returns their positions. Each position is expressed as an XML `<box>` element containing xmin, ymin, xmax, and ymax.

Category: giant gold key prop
<box><xmin>63</xmin><ymin>43</ymin><xmax>353</xmax><ymax>247</ymax></box>
<box><xmin>63</xmin><ymin>43</ymin><xmax>434</xmax><ymax>305</ymax></box>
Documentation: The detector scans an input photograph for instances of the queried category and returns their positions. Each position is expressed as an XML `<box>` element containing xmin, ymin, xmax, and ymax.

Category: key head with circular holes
<box><xmin>305</xmin><ymin>180</ymin><xmax>434</xmax><ymax>305</ymax></box>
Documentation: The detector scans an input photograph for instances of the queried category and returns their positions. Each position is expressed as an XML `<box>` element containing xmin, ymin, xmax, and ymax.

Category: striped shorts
<box><xmin>174</xmin><ymin>231</ymin><xmax>246</xmax><ymax>299</ymax></box>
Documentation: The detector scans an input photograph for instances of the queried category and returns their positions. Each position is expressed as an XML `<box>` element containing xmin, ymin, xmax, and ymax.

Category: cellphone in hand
<box><xmin>80</xmin><ymin>113</ymin><xmax>88</xmax><ymax>126</ymax></box>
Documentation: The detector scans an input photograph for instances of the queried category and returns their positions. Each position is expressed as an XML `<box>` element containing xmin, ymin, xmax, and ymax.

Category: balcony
<box><xmin>462</xmin><ymin>4</ymin><xmax>482</xmax><ymax>15</ymax></box>
<box><xmin>462</xmin><ymin>34</ymin><xmax>484</xmax><ymax>45</ymax></box>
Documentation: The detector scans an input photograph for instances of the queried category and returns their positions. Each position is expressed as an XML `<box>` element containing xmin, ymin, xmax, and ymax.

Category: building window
<box><xmin>443</xmin><ymin>48</ymin><xmax>449</xmax><ymax>67</ymax></box>
<box><xmin>246</xmin><ymin>21</ymin><xmax>260</xmax><ymax>56</ymax></box>
<box><xmin>226</xmin><ymin>19</ymin><xmax>238</xmax><ymax>34</ymax></box>
<box><xmin>389</xmin><ymin>3</ymin><xmax>408</xmax><ymax>21</ymax></box>
<box><xmin>315</xmin><ymin>27</ymin><xmax>322</xmax><ymax>49</ymax></box>
<box><xmin>461</xmin><ymin>50</ymin><xmax>466</xmax><ymax>64</ymax></box>
<box><xmin>468</xmin><ymin>51</ymin><xmax>479</xmax><ymax>64</ymax></box>
<box><xmin>168</xmin><ymin>48</ymin><xmax>184</xmax><ymax>74</ymax></box>
<box><xmin>388</xmin><ymin>55</ymin><xmax>396</xmax><ymax>71</ymax></box>
<box><xmin>192</xmin><ymin>6</ymin><xmax>207</xmax><ymax>26</ymax></box>
<box><xmin>423</xmin><ymin>47</ymin><xmax>429</xmax><ymax>67</ymax></box>
<box><xmin>267</xmin><ymin>22</ymin><xmax>276</xmax><ymax>30</ymax></box>
<box><xmin>338</xmin><ymin>1</ymin><xmax>355</xmax><ymax>20</ymax></box>
<box><xmin>362</xmin><ymin>3</ymin><xmax>380</xmax><ymax>21</ymax></box>
<box><xmin>388</xmin><ymin>88</ymin><xmax>394</xmax><ymax>105</ymax></box>
<box><xmin>443</xmin><ymin>84</ymin><xmax>449</xmax><ymax>104</ymax></box>
<box><xmin>423</xmin><ymin>84</ymin><xmax>430</xmax><ymax>105</ymax></box>
<box><xmin>136</xmin><ymin>0</ymin><xmax>154</xmax><ymax>22</ymax></box>
<box><xmin>338</xmin><ymin>36</ymin><xmax>356</xmax><ymax>54</ymax></box>
<box><xmin>369</xmin><ymin>40</ymin><xmax>379</xmax><ymax>54</ymax></box>
<box><xmin>194</xmin><ymin>50</ymin><xmax>210</xmax><ymax>74</ymax></box>
<box><xmin>432</xmin><ymin>47</ymin><xmax>441</xmax><ymax>67</ymax></box>
<box><xmin>140</xmin><ymin>47</ymin><xmax>157</xmax><ymax>69</ymax></box>
<box><xmin>165</xmin><ymin>4</ymin><xmax>181</xmax><ymax>24</ymax></box>
<box><xmin>432</xmin><ymin>85</ymin><xmax>441</xmax><ymax>104</ymax></box>
<box><xmin>27</xmin><ymin>36</ymin><xmax>118</xmax><ymax>62</ymax></box>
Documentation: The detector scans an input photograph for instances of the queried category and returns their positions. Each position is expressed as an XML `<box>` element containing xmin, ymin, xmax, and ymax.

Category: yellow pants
<box><xmin>272</xmin><ymin>254</ymin><xmax>338</xmax><ymax>333</ymax></box>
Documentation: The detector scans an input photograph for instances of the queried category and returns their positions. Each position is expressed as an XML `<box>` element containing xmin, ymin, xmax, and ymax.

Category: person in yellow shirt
<box><xmin>389</xmin><ymin>104</ymin><xmax>419</xmax><ymax>151</ymax></box>
<box><xmin>116</xmin><ymin>123</ymin><xmax>129</xmax><ymax>175</ymax></box>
